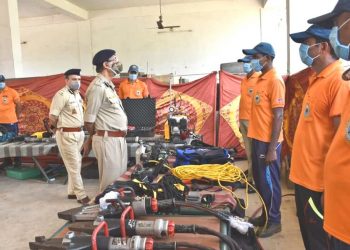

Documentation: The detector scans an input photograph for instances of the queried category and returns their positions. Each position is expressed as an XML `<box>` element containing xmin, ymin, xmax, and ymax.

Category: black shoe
<box><xmin>257</xmin><ymin>222</ymin><xmax>281</xmax><ymax>238</ymax></box>
<box><xmin>248</xmin><ymin>215</ymin><xmax>266</xmax><ymax>227</ymax></box>
<box><xmin>77</xmin><ymin>196</ymin><xmax>91</xmax><ymax>206</ymax></box>
<box><xmin>67</xmin><ymin>194</ymin><xmax>77</xmax><ymax>199</ymax></box>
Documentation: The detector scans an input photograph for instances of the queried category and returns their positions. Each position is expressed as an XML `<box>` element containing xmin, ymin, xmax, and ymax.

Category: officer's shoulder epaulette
<box><xmin>58</xmin><ymin>89</ymin><xmax>65</xmax><ymax>96</ymax></box>
<box><xmin>93</xmin><ymin>79</ymin><xmax>104</xmax><ymax>87</ymax></box>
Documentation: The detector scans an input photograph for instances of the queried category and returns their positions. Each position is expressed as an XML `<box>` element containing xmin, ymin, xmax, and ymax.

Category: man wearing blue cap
<box><xmin>309</xmin><ymin>1</ymin><xmax>350</xmax><ymax>249</ymax></box>
<box><xmin>289</xmin><ymin>24</ymin><xmax>348</xmax><ymax>250</ymax></box>
<box><xmin>83</xmin><ymin>49</ymin><xmax>128</xmax><ymax>192</ymax></box>
<box><xmin>118</xmin><ymin>65</ymin><xmax>149</xmax><ymax>99</ymax></box>
<box><xmin>50</xmin><ymin>69</ymin><xmax>89</xmax><ymax>205</ymax></box>
<box><xmin>237</xmin><ymin>55</ymin><xmax>259</xmax><ymax>193</ymax></box>
<box><xmin>242</xmin><ymin>42</ymin><xmax>285</xmax><ymax>237</ymax></box>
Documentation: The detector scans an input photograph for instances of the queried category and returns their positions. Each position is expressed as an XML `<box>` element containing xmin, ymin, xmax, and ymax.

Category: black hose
<box><xmin>173</xmin><ymin>200</ymin><xmax>231</xmax><ymax>222</ymax></box>
<box><xmin>176</xmin><ymin>242</ymin><xmax>216</xmax><ymax>250</ymax></box>
<box><xmin>175</xmin><ymin>224</ymin><xmax>240</xmax><ymax>250</ymax></box>
<box><xmin>154</xmin><ymin>241</ymin><xmax>216</xmax><ymax>250</ymax></box>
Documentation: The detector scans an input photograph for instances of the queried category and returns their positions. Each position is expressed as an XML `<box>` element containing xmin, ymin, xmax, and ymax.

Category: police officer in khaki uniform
<box><xmin>82</xmin><ymin>49</ymin><xmax>127</xmax><ymax>192</ymax></box>
<box><xmin>49</xmin><ymin>69</ymin><xmax>90</xmax><ymax>205</ymax></box>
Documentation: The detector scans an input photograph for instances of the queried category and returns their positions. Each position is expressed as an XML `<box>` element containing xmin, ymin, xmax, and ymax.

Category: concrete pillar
<box><xmin>0</xmin><ymin>0</ymin><xmax>23</xmax><ymax>78</ymax></box>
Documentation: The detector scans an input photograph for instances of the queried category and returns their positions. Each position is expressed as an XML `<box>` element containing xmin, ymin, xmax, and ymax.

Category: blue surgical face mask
<box><xmin>329</xmin><ymin>18</ymin><xmax>350</xmax><ymax>60</ymax></box>
<box><xmin>243</xmin><ymin>63</ymin><xmax>253</xmax><ymax>74</ymax></box>
<box><xmin>299</xmin><ymin>43</ymin><xmax>321</xmax><ymax>66</ymax></box>
<box><xmin>251</xmin><ymin>58</ymin><xmax>265</xmax><ymax>72</ymax></box>
<box><xmin>69</xmin><ymin>81</ymin><xmax>81</xmax><ymax>91</ymax></box>
<box><xmin>0</xmin><ymin>82</ymin><xmax>5</xmax><ymax>89</ymax></box>
<box><xmin>129</xmin><ymin>73</ymin><xmax>137</xmax><ymax>81</ymax></box>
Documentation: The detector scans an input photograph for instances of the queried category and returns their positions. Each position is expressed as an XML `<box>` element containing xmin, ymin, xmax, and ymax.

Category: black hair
<box><xmin>315</xmin><ymin>37</ymin><xmax>339</xmax><ymax>59</ymax></box>
<box><xmin>96</xmin><ymin>63</ymin><xmax>104</xmax><ymax>73</ymax></box>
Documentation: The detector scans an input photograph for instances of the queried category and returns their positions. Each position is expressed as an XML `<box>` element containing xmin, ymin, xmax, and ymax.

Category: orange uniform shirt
<box><xmin>289</xmin><ymin>60</ymin><xmax>347</xmax><ymax>192</ymax></box>
<box><xmin>239</xmin><ymin>72</ymin><xmax>260</xmax><ymax>120</ymax></box>
<box><xmin>118</xmin><ymin>79</ymin><xmax>149</xmax><ymax>99</ymax></box>
<box><xmin>323</xmin><ymin>83</ymin><xmax>350</xmax><ymax>244</ymax></box>
<box><xmin>247</xmin><ymin>68</ymin><xmax>285</xmax><ymax>142</ymax></box>
<box><xmin>0</xmin><ymin>86</ymin><xmax>20</xmax><ymax>123</ymax></box>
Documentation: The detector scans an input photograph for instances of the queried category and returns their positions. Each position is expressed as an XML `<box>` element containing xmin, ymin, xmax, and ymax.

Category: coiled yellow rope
<box><xmin>170</xmin><ymin>162</ymin><xmax>268</xmax><ymax>226</ymax></box>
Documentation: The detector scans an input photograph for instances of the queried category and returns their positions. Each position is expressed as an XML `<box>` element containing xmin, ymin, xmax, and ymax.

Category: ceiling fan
<box><xmin>156</xmin><ymin>0</ymin><xmax>181</xmax><ymax>30</ymax></box>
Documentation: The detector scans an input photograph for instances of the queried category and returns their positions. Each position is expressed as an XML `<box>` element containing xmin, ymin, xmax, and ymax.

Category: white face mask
<box><xmin>0</xmin><ymin>82</ymin><xmax>5</xmax><ymax>89</ymax></box>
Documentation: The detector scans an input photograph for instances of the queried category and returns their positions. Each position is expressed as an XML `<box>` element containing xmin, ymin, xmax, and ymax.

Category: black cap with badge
<box><xmin>64</xmin><ymin>69</ymin><xmax>81</xmax><ymax>77</ymax></box>
<box><xmin>0</xmin><ymin>75</ymin><xmax>5</xmax><ymax>82</ymax></box>
<box><xmin>92</xmin><ymin>49</ymin><xmax>116</xmax><ymax>66</ymax></box>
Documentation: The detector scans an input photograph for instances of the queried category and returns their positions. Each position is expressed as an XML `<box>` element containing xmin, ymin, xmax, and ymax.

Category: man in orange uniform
<box><xmin>289</xmin><ymin>23</ymin><xmax>348</xmax><ymax>250</ymax></box>
<box><xmin>0</xmin><ymin>74</ymin><xmax>22</xmax><ymax>168</ymax></box>
<box><xmin>243</xmin><ymin>42</ymin><xmax>285</xmax><ymax>237</ymax></box>
<box><xmin>237</xmin><ymin>55</ymin><xmax>259</xmax><ymax>193</ymax></box>
<box><xmin>308</xmin><ymin>1</ymin><xmax>350</xmax><ymax>249</ymax></box>
<box><xmin>118</xmin><ymin>65</ymin><xmax>149</xmax><ymax>99</ymax></box>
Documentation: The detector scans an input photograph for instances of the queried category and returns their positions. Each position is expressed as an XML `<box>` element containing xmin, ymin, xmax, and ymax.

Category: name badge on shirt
<box><xmin>304</xmin><ymin>103</ymin><xmax>311</xmax><ymax>118</ymax></box>
<box><xmin>136</xmin><ymin>90</ymin><xmax>141</xmax><ymax>96</ymax></box>
<box><xmin>254</xmin><ymin>93</ymin><xmax>261</xmax><ymax>104</ymax></box>
<box><xmin>346</xmin><ymin>121</ymin><xmax>350</xmax><ymax>143</ymax></box>
<box><xmin>2</xmin><ymin>96</ymin><xmax>8</xmax><ymax>104</ymax></box>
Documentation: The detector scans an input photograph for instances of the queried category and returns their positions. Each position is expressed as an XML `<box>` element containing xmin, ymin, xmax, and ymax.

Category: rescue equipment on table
<box><xmin>68</xmin><ymin>217</ymin><xmax>240</xmax><ymax>250</ymax></box>
<box><xmin>174</xmin><ymin>146</ymin><xmax>231</xmax><ymax>166</ymax></box>
<box><xmin>122</xmin><ymin>98</ymin><xmax>156</xmax><ymax>137</ymax></box>
<box><xmin>29</xmin><ymin>231</ymin><xmax>218</xmax><ymax>250</ymax></box>
<box><xmin>28</xmin><ymin>118</ymin><xmax>54</xmax><ymax>141</ymax></box>
<box><xmin>164</xmin><ymin>91</ymin><xmax>190</xmax><ymax>143</ymax></box>
<box><xmin>56</xmin><ymin>197</ymin><xmax>257</xmax><ymax>249</ymax></box>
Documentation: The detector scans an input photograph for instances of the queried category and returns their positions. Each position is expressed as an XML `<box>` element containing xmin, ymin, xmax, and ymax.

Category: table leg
<box><xmin>31</xmin><ymin>157</ymin><xmax>55</xmax><ymax>183</ymax></box>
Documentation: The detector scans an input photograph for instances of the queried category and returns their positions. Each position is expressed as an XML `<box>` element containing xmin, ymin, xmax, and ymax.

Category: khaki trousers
<box><xmin>56</xmin><ymin>130</ymin><xmax>86</xmax><ymax>199</ymax></box>
<box><xmin>239</xmin><ymin>119</ymin><xmax>254</xmax><ymax>183</ymax></box>
<box><xmin>92</xmin><ymin>134</ymin><xmax>127</xmax><ymax>192</ymax></box>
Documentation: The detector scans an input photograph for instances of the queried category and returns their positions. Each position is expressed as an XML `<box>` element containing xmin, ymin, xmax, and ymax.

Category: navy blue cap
<box><xmin>128</xmin><ymin>65</ymin><xmax>139</xmax><ymax>73</ymax></box>
<box><xmin>64</xmin><ymin>68</ymin><xmax>81</xmax><ymax>77</ymax></box>
<box><xmin>242</xmin><ymin>42</ymin><xmax>275</xmax><ymax>58</ymax></box>
<box><xmin>92</xmin><ymin>49</ymin><xmax>116</xmax><ymax>66</ymax></box>
<box><xmin>290</xmin><ymin>25</ymin><xmax>331</xmax><ymax>43</ymax></box>
<box><xmin>237</xmin><ymin>55</ymin><xmax>253</xmax><ymax>63</ymax></box>
<box><xmin>308</xmin><ymin>0</ymin><xmax>350</xmax><ymax>28</ymax></box>
<box><xmin>0</xmin><ymin>75</ymin><xmax>5</xmax><ymax>82</ymax></box>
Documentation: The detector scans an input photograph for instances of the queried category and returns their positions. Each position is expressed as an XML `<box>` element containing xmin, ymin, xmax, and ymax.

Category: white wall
<box><xmin>17</xmin><ymin>0</ymin><xmax>340</xmax><ymax>79</ymax></box>
<box><xmin>19</xmin><ymin>0</ymin><xmax>268</xmax><ymax>78</ymax></box>
<box><xmin>260</xmin><ymin>0</ymin><xmax>287</xmax><ymax>76</ymax></box>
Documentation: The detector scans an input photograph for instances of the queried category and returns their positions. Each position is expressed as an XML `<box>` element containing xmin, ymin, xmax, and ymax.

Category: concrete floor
<box><xmin>0</xmin><ymin>160</ymin><xmax>304</xmax><ymax>250</ymax></box>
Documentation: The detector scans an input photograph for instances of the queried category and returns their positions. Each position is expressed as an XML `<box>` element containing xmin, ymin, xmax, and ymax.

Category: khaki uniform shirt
<box><xmin>84</xmin><ymin>74</ymin><xmax>127</xmax><ymax>131</ymax></box>
<box><xmin>49</xmin><ymin>86</ymin><xmax>84</xmax><ymax>128</ymax></box>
